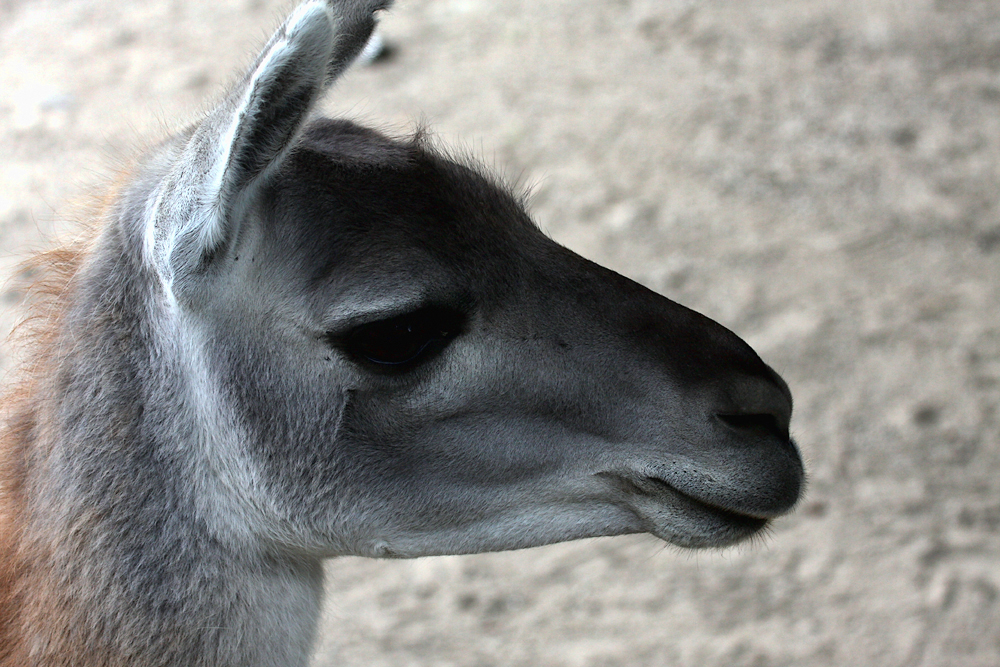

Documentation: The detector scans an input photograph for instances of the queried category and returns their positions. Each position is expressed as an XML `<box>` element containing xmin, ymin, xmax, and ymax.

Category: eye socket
<box><xmin>336</xmin><ymin>306</ymin><xmax>466</xmax><ymax>369</ymax></box>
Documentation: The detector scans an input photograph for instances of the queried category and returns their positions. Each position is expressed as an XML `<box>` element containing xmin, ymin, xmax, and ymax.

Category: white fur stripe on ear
<box><xmin>148</xmin><ymin>1</ymin><xmax>391</xmax><ymax>280</ymax></box>
<box><xmin>201</xmin><ymin>1</ymin><xmax>336</xmax><ymax>252</ymax></box>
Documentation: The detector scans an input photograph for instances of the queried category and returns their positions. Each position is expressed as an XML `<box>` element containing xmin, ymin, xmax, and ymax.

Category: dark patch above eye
<box><xmin>332</xmin><ymin>305</ymin><xmax>467</xmax><ymax>369</ymax></box>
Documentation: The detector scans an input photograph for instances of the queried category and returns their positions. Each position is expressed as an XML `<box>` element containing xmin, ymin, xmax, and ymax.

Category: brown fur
<box><xmin>0</xmin><ymin>185</ymin><xmax>119</xmax><ymax>666</ymax></box>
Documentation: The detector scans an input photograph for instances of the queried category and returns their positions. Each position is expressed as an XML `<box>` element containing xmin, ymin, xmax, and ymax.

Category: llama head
<box><xmin>134</xmin><ymin>0</ymin><xmax>802</xmax><ymax>559</ymax></box>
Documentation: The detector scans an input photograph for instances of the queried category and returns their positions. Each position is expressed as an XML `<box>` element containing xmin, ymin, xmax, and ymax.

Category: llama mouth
<box><xmin>599</xmin><ymin>472</ymin><xmax>769</xmax><ymax>547</ymax></box>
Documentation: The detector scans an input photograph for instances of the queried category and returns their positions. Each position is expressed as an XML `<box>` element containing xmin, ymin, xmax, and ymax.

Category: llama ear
<box><xmin>156</xmin><ymin>0</ymin><xmax>390</xmax><ymax>275</ymax></box>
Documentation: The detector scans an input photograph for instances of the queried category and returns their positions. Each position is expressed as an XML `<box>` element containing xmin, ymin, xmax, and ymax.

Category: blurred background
<box><xmin>2</xmin><ymin>0</ymin><xmax>999</xmax><ymax>665</ymax></box>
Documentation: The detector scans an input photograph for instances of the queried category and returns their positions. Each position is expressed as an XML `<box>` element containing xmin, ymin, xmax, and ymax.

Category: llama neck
<box><xmin>12</xmin><ymin>507</ymin><xmax>325</xmax><ymax>667</ymax></box>
<box><xmin>0</xmin><ymin>245</ymin><xmax>327</xmax><ymax>667</ymax></box>
<box><xmin>3</xmin><ymin>394</ymin><xmax>326</xmax><ymax>667</ymax></box>
<box><xmin>2</xmin><ymin>395</ymin><xmax>327</xmax><ymax>667</ymax></box>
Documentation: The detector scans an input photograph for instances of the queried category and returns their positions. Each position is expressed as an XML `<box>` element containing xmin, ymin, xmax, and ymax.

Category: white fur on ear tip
<box><xmin>280</xmin><ymin>2</ymin><xmax>337</xmax><ymax>59</ymax></box>
<box><xmin>357</xmin><ymin>31</ymin><xmax>386</xmax><ymax>65</ymax></box>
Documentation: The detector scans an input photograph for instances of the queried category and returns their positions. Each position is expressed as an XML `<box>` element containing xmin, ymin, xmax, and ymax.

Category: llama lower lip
<box><xmin>601</xmin><ymin>472</ymin><xmax>769</xmax><ymax>546</ymax></box>
<box><xmin>647</xmin><ymin>476</ymin><xmax>767</xmax><ymax>523</ymax></box>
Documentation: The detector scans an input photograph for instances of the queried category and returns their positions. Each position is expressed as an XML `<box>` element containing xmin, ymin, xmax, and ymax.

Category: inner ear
<box><xmin>191</xmin><ymin>3</ymin><xmax>336</xmax><ymax>259</ymax></box>
<box><xmin>216</xmin><ymin>57</ymin><xmax>326</xmax><ymax>211</ymax></box>
<box><xmin>160</xmin><ymin>1</ymin><xmax>389</xmax><ymax>278</ymax></box>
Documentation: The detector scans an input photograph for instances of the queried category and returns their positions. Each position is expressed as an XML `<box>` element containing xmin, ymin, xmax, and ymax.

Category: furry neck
<box><xmin>0</xmin><ymin>237</ymin><xmax>326</xmax><ymax>667</ymax></box>
<box><xmin>0</xmin><ymin>388</ymin><xmax>325</xmax><ymax>666</ymax></box>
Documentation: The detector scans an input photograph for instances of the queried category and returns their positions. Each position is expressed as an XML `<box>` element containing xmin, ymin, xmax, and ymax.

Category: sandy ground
<box><xmin>2</xmin><ymin>0</ymin><xmax>999</xmax><ymax>665</ymax></box>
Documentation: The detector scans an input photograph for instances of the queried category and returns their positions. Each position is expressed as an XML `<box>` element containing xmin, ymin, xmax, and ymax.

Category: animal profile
<box><xmin>0</xmin><ymin>1</ymin><xmax>804</xmax><ymax>665</ymax></box>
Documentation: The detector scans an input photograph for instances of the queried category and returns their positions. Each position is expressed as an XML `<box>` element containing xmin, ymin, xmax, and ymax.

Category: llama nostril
<box><xmin>717</xmin><ymin>369</ymin><xmax>793</xmax><ymax>441</ymax></box>
<box><xmin>716</xmin><ymin>412</ymin><xmax>788</xmax><ymax>441</ymax></box>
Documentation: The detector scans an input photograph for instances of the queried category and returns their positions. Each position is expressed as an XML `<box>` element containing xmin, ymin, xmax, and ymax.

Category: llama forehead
<box><xmin>257</xmin><ymin>120</ymin><xmax>541</xmax><ymax>281</ymax></box>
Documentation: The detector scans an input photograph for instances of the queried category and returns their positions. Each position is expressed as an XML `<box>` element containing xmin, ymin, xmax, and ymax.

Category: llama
<box><xmin>0</xmin><ymin>1</ymin><xmax>804</xmax><ymax>665</ymax></box>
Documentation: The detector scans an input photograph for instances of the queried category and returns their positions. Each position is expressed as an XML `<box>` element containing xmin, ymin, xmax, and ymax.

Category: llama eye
<box><xmin>338</xmin><ymin>306</ymin><xmax>466</xmax><ymax>368</ymax></box>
